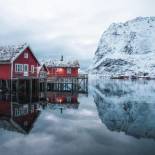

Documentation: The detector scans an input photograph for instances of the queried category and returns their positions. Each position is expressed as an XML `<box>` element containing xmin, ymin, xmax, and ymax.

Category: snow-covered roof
<box><xmin>0</xmin><ymin>43</ymin><xmax>28</xmax><ymax>63</ymax></box>
<box><xmin>42</xmin><ymin>59</ymin><xmax>80</xmax><ymax>68</ymax></box>
<box><xmin>37</xmin><ymin>64</ymin><xmax>48</xmax><ymax>74</ymax></box>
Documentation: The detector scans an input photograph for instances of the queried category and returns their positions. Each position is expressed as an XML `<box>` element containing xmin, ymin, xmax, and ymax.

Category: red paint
<box><xmin>0</xmin><ymin>101</ymin><xmax>11</xmax><ymax>115</ymax></box>
<box><xmin>47</xmin><ymin>67</ymin><xmax>79</xmax><ymax>77</ymax></box>
<box><xmin>47</xmin><ymin>92</ymin><xmax>78</xmax><ymax>104</ymax></box>
<box><xmin>0</xmin><ymin>47</ymin><xmax>40</xmax><ymax>80</ymax></box>
<box><xmin>0</xmin><ymin>64</ymin><xmax>11</xmax><ymax>80</ymax></box>
<box><xmin>13</xmin><ymin>47</ymin><xmax>40</xmax><ymax>79</ymax></box>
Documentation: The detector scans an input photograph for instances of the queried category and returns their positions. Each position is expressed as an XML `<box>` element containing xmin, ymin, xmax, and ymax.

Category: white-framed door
<box><xmin>24</xmin><ymin>64</ymin><xmax>29</xmax><ymax>77</ymax></box>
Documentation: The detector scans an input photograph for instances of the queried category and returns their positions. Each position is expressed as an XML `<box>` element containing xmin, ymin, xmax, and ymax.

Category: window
<box><xmin>67</xmin><ymin>68</ymin><xmax>71</xmax><ymax>74</ymax></box>
<box><xmin>66</xmin><ymin>96</ymin><xmax>72</xmax><ymax>103</ymax></box>
<box><xmin>24</xmin><ymin>64</ymin><xmax>28</xmax><ymax>72</ymax></box>
<box><xmin>31</xmin><ymin>65</ymin><xmax>34</xmax><ymax>73</ymax></box>
<box><xmin>24</xmin><ymin>53</ymin><xmax>28</xmax><ymax>59</ymax></box>
<box><xmin>15</xmin><ymin>108</ymin><xmax>19</xmax><ymax>116</ymax></box>
<box><xmin>15</xmin><ymin>64</ymin><xmax>23</xmax><ymax>72</ymax></box>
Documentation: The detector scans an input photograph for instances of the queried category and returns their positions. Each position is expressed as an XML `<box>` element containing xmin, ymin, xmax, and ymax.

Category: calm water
<box><xmin>0</xmin><ymin>79</ymin><xmax>155</xmax><ymax>155</ymax></box>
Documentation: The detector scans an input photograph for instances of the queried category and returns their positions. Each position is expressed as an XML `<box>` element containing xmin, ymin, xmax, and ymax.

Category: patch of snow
<box><xmin>40</xmin><ymin>58</ymin><xmax>80</xmax><ymax>68</ymax></box>
<box><xmin>0</xmin><ymin>43</ymin><xmax>28</xmax><ymax>62</ymax></box>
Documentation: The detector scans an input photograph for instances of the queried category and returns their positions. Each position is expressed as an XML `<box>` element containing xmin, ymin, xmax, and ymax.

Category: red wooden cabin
<box><xmin>0</xmin><ymin>43</ymin><xmax>40</xmax><ymax>80</ymax></box>
<box><xmin>46</xmin><ymin>57</ymin><xmax>80</xmax><ymax>78</ymax></box>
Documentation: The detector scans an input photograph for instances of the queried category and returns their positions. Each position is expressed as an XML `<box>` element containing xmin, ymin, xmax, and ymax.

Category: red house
<box><xmin>45</xmin><ymin>56</ymin><xmax>80</xmax><ymax>78</ymax></box>
<box><xmin>0</xmin><ymin>43</ymin><xmax>40</xmax><ymax>80</ymax></box>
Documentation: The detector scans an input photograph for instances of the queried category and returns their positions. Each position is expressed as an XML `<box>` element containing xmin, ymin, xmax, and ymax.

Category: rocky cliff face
<box><xmin>90</xmin><ymin>17</ymin><xmax>155</xmax><ymax>77</ymax></box>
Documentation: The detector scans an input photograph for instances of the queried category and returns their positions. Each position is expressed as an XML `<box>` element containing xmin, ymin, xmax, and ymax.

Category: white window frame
<box><xmin>23</xmin><ymin>64</ymin><xmax>29</xmax><ymax>77</ymax></box>
<box><xmin>24</xmin><ymin>64</ymin><xmax>28</xmax><ymax>72</ymax></box>
<box><xmin>31</xmin><ymin>65</ymin><xmax>35</xmax><ymax>73</ymax></box>
<box><xmin>15</xmin><ymin>64</ymin><xmax>23</xmax><ymax>72</ymax></box>
<box><xmin>24</xmin><ymin>52</ymin><xmax>28</xmax><ymax>59</ymax></box>
<box><xmin>67</xmin><ymin>68</ymin><xmax>72</xmax><ymax>74</ymax></box>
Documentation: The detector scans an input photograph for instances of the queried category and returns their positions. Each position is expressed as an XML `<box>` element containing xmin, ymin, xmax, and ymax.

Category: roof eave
<box><xmin>0</xmin><ymin>61</ymin><xmax>11</xmax><ymax>64</ymax></box>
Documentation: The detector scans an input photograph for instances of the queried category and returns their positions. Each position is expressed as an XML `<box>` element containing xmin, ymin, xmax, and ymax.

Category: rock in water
<box><xmin>90</xmin><ymin>17</ymin><xmax>155</xmax><ymax>77</ymax></box>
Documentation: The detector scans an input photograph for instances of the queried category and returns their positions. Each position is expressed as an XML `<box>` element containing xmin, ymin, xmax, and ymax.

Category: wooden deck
<box><xmin>47</xmin><ymin>74</ymin><xmax>88</xmax><ymax>93</ymax></box>
<box><xmin>0</xmin><ymin>74</ymin><xmax>88</xmax><ymax>95</ymax></box>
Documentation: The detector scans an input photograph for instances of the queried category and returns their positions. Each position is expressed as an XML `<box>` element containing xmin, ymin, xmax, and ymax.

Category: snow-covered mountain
<box><xmin>90</xmin><ymin>17</ymin><xmax>155</xmax><ymax>77</ymax></box>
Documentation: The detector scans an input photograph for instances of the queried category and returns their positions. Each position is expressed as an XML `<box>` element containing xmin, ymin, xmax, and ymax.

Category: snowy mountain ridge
<box><xmin>90</xmin><ymin>17</ymin><xmax>155</xmax><ymax>77</ymax></box>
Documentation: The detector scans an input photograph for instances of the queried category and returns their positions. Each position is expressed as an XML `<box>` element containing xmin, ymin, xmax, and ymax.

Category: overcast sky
<box><xmin>0</xmin><ymin>0</ymin><xmax>155</xmax><ymax>67</ymax></box>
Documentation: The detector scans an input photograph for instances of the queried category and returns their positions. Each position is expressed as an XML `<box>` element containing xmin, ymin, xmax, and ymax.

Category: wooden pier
<box><xmin>0</xmin><ymin>74</ymin><xmax>88</xmax><ymax>99</ymax></box>
<box><xmin>47</xmin><ymin>74</ymin><xmax>88</xmax><ymax>93</ymax></box>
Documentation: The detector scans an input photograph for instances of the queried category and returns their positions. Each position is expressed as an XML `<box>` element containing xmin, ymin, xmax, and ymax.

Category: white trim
<box><xmin>11</xmin><ymin>62</ymin><xmax>13</xmax><ymax>79</ymax></box>
<box><xmin>24</xmin><ymin>52</ymin><xmax>28</xmax><ymax>59</ymax></box>
<box><xmin>15</xmin><ymin>64</ymin><xmax>23</xmax><ymax>72</ymax></box>
<box><xmin>24</xmin><ymin>64</ymin><xmax>29</xmax><ymax>76</ymax></box>
<box><xmin>67</xmin><ymin>68</ymin><xmax>72</xmax><ymax>74</ymax></box>
<box><xmin>31</xmin><ymin>65</ymin><xmax>34</xmax><ymax>73</ymax></box>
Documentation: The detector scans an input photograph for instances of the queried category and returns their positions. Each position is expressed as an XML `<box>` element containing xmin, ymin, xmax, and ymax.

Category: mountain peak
<box><xmin>90</xmin><ymin>16</ymin><xmax>155</xmax><ymax>77</ymax></box>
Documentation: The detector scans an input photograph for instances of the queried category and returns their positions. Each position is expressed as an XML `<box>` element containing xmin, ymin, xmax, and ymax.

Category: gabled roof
<box><xmin>0</xmin><ymin>43</ymin><xmax>27</xmax><ymax>63</ymax></box>
<box><xmin>0</xmin><ymin>43</ymin><xmax>40</xmax><ymax>65</ymax></box>
<box><xmin>42</xmin><ymin>59</ymin><xmax>80</xmax><ymax>68</ymax></box>
<box><xmin>37</xmin><ymin>64</ymin><xmax>49</xmax><ymax>74</ymax></box>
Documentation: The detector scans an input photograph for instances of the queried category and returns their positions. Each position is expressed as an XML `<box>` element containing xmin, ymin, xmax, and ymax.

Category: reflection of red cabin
<box><xmin>0</xmin><ymin>101</ymin><xmax>11</xmax><ymax>116</ymax></box>
<box><xmin>0</xmin><ymin>96</ymin><xmax>40</xmax><ymax>134</ymax></box>
<box><xmin>46</xmin><ymin>57</ymin><xmax>80</xmax><ymax>78</ymax></box>
<box><xmin>47</xmin><ymin>92</ymin><xmax>78</xmax><ymax>104</ymax></box>
<box><xmin>0</xmin><ymin>43</ymin><xmax>40</xmax><ymax>80</ymax></box>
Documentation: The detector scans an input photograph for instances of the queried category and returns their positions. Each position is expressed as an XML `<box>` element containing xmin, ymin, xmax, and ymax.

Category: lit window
<box><xmin>67</xmin><ymin>68</ymin><xmax>71</xmax><ymax>74</ymax></box>
<box><xmin>56</xmin><ymin>68</ymin><xmax>64</xmax><ymax>74</ymax></box>
<box><xmin>24</xmin><ymin>53</ymin><xmax>28</xmax><ymax>59</ymax></box>
<box><xmin>31</xmin><ymin>65</ymin><xmax>34</xmax><ymax>73</ymax></box>
<box><xmin>15</xmin><ymin>64</ymin><xmax>23</xmax><ymax>72</ymax></box>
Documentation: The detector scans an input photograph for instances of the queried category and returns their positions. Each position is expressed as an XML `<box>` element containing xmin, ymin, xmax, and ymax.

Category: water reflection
<box><xmin>92</xmin><ymin>79</ymin><xmax>155</xmax><ymax>140</ymax></box>
<box><xmin>0</xmin><ymin>93</ymin><xmax>40</xmax><ymax>134</ymax></box>
<box><xmin>46</xmin><ymin>92</ymin><xmax>79</xmax><ymax>113</ymax></box>
<box><xmin>0</xmin><ymin>90</ymin><xmax>81</xmax><ymax>134</ymax></box>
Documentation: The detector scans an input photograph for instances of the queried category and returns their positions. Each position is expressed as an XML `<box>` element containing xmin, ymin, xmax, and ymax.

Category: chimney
<box><xmin>60</xmin><ymin>55</ymin><xmax>63</xmax><ymax>61</ymax></box>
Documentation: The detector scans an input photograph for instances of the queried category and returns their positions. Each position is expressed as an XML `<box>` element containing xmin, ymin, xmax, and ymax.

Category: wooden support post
<box><xmin>16</xmin><ymin>79</ymin><xmax>19</xmax><ymax>92</ymax></box>
<box><xmin>30</xmin><ymin>78</ymin><xmax>32</xmax><ymax>103</ymax></box>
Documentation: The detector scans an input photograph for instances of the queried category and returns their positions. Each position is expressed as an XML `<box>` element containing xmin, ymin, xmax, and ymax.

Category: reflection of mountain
<box><xmin>92</xmin><ymin>80</ymin><xmax>155</xmax><ymax>139</ymax></box>
<box><xmin>0</xmin><ymin>94</ymin><xmax>40</xmax><ymax>134</ymax></box>
<box><xmin>47</xmin><ymin>92</ymin><xmax>80</xmax><ymax>113</ymax></box>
